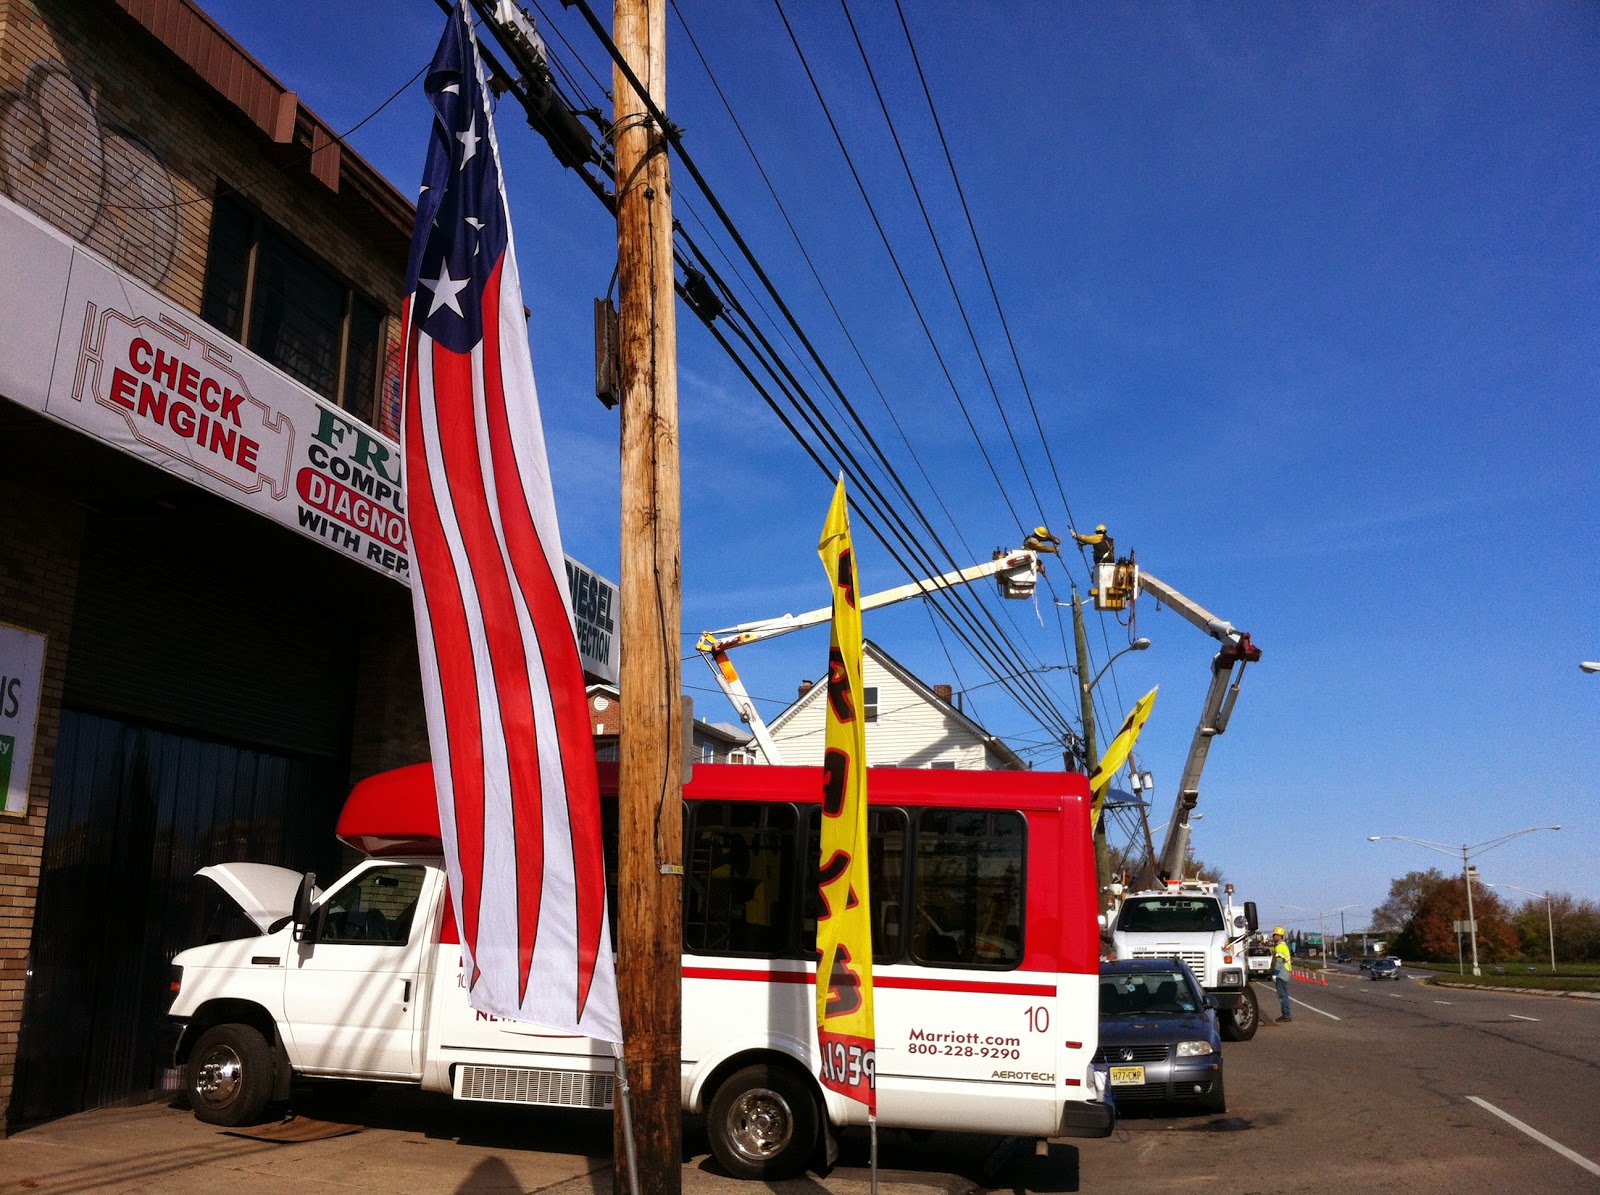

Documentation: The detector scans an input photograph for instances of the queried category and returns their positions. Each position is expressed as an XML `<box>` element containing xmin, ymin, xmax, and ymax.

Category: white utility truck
<box><xmin>1107</xmin><ymin>881</ymin><xmax>1261</xmax><ymax>1041</ymax></box>
<box><xmin>167</xmin><ymin>759</ymin><xmax>1113</xmax><ymax>1177</ymax></box>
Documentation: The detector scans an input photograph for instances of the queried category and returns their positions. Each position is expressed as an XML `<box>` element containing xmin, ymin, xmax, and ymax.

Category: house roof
<box><xmin>768</xmin><ymin>639</ymin><xmax>1026</xmax><ymax>770</ymax></box>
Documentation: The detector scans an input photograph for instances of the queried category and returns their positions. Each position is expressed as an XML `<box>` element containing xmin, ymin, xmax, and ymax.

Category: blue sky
<box><xmin>204</xmin><ymin>1</ymin><xmax>1598</xmax><ymax>926</ymax></box>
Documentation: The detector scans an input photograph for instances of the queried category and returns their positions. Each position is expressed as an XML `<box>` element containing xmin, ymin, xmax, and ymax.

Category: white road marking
<box><xmin>1289</xmin><ymin>995</ymin><xmax>1341</xmax><ymax>1021</ymax></box>
<box><xmin>1508</xmin><ymin>1014</ymin><xmax>1539</xmax><ymax>1022</ymax></box>
<box><xmin>1434</xmin><ymin>1000</ymin><xmax>1453</xmax><ymax>1005</ymax></box>
<box><xmin>1467</xmin><ymin>1096</ymin><xmax>1600</xmax><ymax>1178</ymax></box>
<box><xmin>1389</xmin><ymin>993</ymin><xmax>1404</xmax><ymax>998</ymax></box>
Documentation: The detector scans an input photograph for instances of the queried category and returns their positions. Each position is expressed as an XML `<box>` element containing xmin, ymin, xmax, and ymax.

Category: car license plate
<box><xmin>1109</xmin><ymin>1065</ymin><xmax>1145</xmax><ymax>1086</ymax></box>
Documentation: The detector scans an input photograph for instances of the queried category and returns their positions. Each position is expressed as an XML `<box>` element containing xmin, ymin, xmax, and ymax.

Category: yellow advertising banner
<box><xmin>1089</xmin><ymin>686</ymin><xmax>1159</xmax><ymax>827</ymax></box>
<box><xmin>814</xmin><ymin>477</ymin><xmax>876</xmax><ymax>1111</ymax></box>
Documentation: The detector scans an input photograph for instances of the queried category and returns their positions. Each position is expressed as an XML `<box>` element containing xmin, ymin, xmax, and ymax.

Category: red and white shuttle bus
<box><xmin>169</xmin><ymin>761</ymin><xmax>1112</xmax><ymax>1177</ymax></box>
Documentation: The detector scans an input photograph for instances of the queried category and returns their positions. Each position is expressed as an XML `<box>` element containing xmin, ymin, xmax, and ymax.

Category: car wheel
<box><xmin>187</xmin><ymin>1023</ymin><xmax>276</xmax><ymax>1126</ymax></box>
<box><xmin>707</xmin><ymin>1062</ymin><xmax>820</xmax><ymax>1180</ymax></box>
<box><xmin>1219</xmin><ymin>985</ymin><xmax>1258</xmax><ymax>1042</ymax></box>
<box><xmin>1200</xmin><ymin>1071</ymin><xmax>1227</xmax><ymax>1115</ymax></box>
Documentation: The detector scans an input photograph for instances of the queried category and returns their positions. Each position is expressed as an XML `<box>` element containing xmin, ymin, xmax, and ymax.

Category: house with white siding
<box><xmin>764</xmin><ymin>640</ymin><xmax>1026</xmax><ymax>770</ymax></box>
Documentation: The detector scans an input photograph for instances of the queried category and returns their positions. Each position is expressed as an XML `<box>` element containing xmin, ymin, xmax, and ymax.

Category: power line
<box><xmin>768</xmin><ymin>0</ymin><xmax>1029</xmax><ymax>536</ymax></box>
<box><xmin>509</xmin><ymin>0</ymin><xmax>1078</xmax><ymax>738</ymax></box>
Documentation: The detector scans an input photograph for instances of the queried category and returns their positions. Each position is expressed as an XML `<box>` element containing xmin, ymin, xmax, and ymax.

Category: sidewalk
<box><xmin>0</xmin><ymin>1092</ymin><xmax>993</xmax><ymax>1195</ymax></box>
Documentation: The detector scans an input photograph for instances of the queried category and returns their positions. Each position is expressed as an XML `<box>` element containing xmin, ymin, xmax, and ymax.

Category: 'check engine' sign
<box><xmin>1</xmin><ymin>197</ymin><xmax>620</xmax><ymax>687</ymax></box>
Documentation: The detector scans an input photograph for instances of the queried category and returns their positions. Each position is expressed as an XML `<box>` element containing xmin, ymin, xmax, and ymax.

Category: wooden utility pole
<box><xmin>613</xmin><ymin>0</ymin><xmax>682</xmax><ymax>1190</ymax></box>
<box><xmin>1072</xmin><ymin>590</ymin><xmax>1111</xmax><ymax>892</ymax></box>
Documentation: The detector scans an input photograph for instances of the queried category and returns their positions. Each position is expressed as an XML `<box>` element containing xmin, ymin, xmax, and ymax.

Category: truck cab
<box><xmin>1108</xmin><ymin>881</ymin><xmax>1260</xmax><ymax>1041</ymax></box>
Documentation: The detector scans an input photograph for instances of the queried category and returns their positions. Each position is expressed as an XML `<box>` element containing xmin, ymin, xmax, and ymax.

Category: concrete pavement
<box><xmin>0</xmin><ymin>1089</ymin><xmax>994</xmax><ymax>1195</ymax></box>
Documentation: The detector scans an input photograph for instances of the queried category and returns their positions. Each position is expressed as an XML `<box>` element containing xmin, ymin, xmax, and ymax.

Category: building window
<box><xmin>201</xmin><ymin>191</ymin><xmax>386</xmax><ymax>422</ymax></box>
<box><xmin>863</xmin><ymin>686</ymin><xmax>879</xmax><ymax>723</ymax></box>
<box><xmin>929</xmin><ymin>760</ymin><xmax>957</xmax><ymax>769</ymax></box>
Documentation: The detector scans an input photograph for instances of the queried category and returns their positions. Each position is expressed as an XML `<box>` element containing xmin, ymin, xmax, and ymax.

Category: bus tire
<box><xmin>186</xmin><ymin>1023</ymin><xmax>276</xmax><ymax>1126</ymax></box>
<box><xmin>1220</xmin><ymin>985</ymin><xmax>1258</xmax><ymax>1042</ymax></box>
<box><xmin>707</xmin><ymin>1062</ymin><xmax>819</xmax><ymax>1180</ymax></box>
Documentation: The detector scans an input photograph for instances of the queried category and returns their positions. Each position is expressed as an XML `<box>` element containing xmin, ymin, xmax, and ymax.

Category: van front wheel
<box><xmin>707</xmin><ymin>1063</ymin><xmax>819</xmax><ymax>1180</ymax></box>
<box><xmin>187</xmin><ymin>1023</ymin><xmax>276</xmax><ymax>1126</ymax></box>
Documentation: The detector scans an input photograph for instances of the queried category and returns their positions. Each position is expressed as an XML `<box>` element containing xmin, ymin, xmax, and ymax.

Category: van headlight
<box><xmin>1176</xmin><ymin>1041</ymin><xmax>1215</xmax><ymax>1057</ymax></box>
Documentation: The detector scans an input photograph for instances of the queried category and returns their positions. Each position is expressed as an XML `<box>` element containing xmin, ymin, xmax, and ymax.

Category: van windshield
<box><xmin>1117</xmin><ymin>897</ymin><xmax>1224</xmax><ymax>933</ymax></box>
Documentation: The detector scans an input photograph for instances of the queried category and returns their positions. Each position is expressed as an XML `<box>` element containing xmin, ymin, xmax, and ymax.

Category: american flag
<box><xmin>400</xmin><ymin>1</ymin><xmax>620</xmax><ymax>1041</ymax></box>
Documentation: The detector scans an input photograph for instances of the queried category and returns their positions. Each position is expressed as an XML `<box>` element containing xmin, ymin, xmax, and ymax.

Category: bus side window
<box><xmin>684</xmin><ymin>801</ymin><xmax>798</xmax><ymax>958</ymax></box>
<box><xmin>910</xmin><ymin>809</ymin><xmax>1025</xmax><ymax>969</ymax></box>
<box><xmin>802</xmin><ymin>808</ymin><xmax>907</xmax><ymax>964</ymax></box>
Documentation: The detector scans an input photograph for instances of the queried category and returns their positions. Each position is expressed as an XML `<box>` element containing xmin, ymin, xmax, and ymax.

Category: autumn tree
<box><xmin>1388</xmin><ymin>875</ymin><xmax>1519</xmax><ymax>963</ymax></box>
<box><xmin>1372</xmin><ymin>869</ymin><xmax>1446</xmax><ymax>936</ymax></box>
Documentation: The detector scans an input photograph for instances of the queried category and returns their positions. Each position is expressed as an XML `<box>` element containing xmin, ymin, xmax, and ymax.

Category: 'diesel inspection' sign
<box><xmin>0</xmin><ymin>621</ymin><xmax>47</xmax><ymax>818</ymax></box>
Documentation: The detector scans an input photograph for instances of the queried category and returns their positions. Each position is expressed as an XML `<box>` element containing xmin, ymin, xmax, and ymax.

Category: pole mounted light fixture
<box><xmin>1484</xmin><ymin>881</ymin><xmax>1559</xmax><ymax>974</ymax></box>
<box><xmin>1367</xmin><ymin>826</ymin><xmax>1562</xmax><ymax>976</ymax></box>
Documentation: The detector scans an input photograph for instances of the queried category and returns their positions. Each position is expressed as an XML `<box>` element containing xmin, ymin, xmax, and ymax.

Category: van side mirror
<box><xmin>292</xmin><ymin>871</ymin><xmax>318</xmax><ymax>943</ymax></box>
<box><xmin>1244</xmin><ymin>901</ymin><xmax>1259</xmax><ymax>933</ymax></box>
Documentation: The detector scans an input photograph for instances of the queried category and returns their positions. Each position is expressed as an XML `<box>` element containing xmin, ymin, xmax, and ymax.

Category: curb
<box><xmin>1424</xmin><ymin>977</ymin><xmax>1600</xmax><ymax>1001</ymax></box>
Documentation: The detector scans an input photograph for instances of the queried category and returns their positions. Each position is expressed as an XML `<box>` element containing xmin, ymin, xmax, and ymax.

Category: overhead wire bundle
<box><xmin>456</xmin><ymin>0</ymin><xmax>1146</xmax><ymax>767</ymax></box>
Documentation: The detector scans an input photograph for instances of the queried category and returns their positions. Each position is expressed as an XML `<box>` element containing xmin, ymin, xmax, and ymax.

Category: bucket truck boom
<box><xmin>699</xmin><ymin>536</ymin><xmax>1056</xmax><ymax>764</ymax></box>
<box><xmin>1089</xmin><ymin>549</ymin><xmax>1261</xmax><ymax>884</ymax></box>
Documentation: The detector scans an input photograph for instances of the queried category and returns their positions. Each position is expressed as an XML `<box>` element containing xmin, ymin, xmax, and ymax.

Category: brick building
<box><xmin>0</xmin><ymin>0</ymin><xmax>614</xmax><ymax>1130</ymax></box>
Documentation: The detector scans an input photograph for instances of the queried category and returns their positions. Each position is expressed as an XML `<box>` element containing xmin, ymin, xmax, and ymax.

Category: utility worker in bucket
<box><xmin>1270</xmin><ymin>926</ymin><xmax>1294</xmax><ymax>1024</ymax></box>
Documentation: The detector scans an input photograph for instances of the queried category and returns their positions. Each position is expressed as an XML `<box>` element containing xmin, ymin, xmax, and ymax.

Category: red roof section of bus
<box><xmin>339</xmin><ymin>760</ymin><xmax>1091</xmax><ymax>854</ymax></box>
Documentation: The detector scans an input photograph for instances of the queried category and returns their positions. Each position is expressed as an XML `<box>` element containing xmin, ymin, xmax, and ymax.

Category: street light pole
<box><xmin>1462</xmin><ymin>848</ymin><xmax>1480</xmax><ymax>976</ymax></box>
<box><xmin>1367</xmin><ymin>826</ymin><xmax>1561</xmax><ymax>978</ymax></box>
<box><xmin>1486</xmin><ymin>882</ymin><xmax>1558</xmax><ymax>974</ymax></box>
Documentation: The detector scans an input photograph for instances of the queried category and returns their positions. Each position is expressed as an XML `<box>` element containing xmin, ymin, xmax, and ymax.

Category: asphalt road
<box><xmin>2</xmin><ymin>970</ymin><xmax>1595</xmax><ymax>1194</ymax></box>
<box><xmin>1050</xmin><ymin>969</ymin><xmax>1600</xmax><ymax>1194</ymax></box>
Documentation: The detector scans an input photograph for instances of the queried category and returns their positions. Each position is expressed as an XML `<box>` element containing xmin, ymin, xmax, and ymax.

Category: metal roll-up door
<box><xmin>64</xmin><ymin>508</ymin><xmax>358</xmax><ymax>757</ymax></box>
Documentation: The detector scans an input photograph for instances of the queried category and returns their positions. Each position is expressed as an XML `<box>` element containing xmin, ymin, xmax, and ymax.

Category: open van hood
<box><xmin>197</xmin><ymin>863</ymin><xmax>317</xmax><ymax>933</ymax></box>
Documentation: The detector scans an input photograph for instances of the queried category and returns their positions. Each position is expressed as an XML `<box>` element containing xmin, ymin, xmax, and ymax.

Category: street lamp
<box><xmin>1484</xmin><ymin>882</ymin><xmax>1558</xmax><ymax>974</ymax></box>
<box><xmin>1284</xmin><ymin>904</ymin><xmax>1355</xmax><ymax>963</ymax></box>
<box><xmin>1367</xmin><ymin>826</ymin><xmax>1562</xmax><ymax>976</ymax></box>
<box><xmin>1083</xmin><ymin>636</ymin><xmax>1152</xmax><ymax>697</ymax></box>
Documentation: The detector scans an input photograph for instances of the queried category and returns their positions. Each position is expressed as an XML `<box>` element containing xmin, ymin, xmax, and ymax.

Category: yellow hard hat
<box><xmin>1095</xmin><ymin>524</ymin><xmax>1107</xmax><ymax>533</ymax></box>
<box><xmin>1273</xmin><ymin>926</ymin><xmax>1286</xmax><ymax>936</ymax></box>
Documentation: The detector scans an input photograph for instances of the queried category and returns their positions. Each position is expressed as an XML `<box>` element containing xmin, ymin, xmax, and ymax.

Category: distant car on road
<box><xmin>1359</xmin><ymin>958</ymin><xmax>1374</xmax><ymax>971</ymax></box>
<box><xmin>1337</xmin><ymin>953</ymin><xmax>1352</xmax><ymax>963</ymax></box>
<box><xmin>1370</xmin><ymin>957</ymin><xmax>1402</xmax><ymax>981</ymax></box>
<box><xmin>1246</xmin><ymin>945</ymin><xmax>1272</xmax><ymax>976</ymax></box>
<box><xmin>1097</xmin><ymin>959</ymin><xmax>1226</xmax><ymax>1116</ymax></box>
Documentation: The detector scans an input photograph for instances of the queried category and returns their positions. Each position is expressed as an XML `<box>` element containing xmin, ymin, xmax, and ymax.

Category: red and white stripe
<box><xmin>401</xmin><ymin>216</ymin><xmax>619</xmax><ymax>1043</ymax></box>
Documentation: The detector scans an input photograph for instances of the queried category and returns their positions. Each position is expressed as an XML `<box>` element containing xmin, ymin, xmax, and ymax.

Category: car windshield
<box><xmin>1100</xmin><ymin>970</ymin><xmax>1200</xmax><ymax>1016</ymax></box>
<box><xmin>1116</xmin><ymin>897</ymin><xmax>1225</xmax><ymax>933</ymax></box>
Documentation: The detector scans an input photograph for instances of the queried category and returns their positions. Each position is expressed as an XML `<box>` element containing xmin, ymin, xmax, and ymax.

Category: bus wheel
<box><xmin>1220</xmin><ymin>986</ymin><xmax>1258</xmax><ymax>1042</ymax></box>
<box><xmin>707</xmin><ymin>1063</ymin><xmax>819</xmax><ymax>1180</ymax></box>
<box><xmin>187</xmin><ymin>1023</ymin><xmax>276</xmax><ymax>1126</ymax></box>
